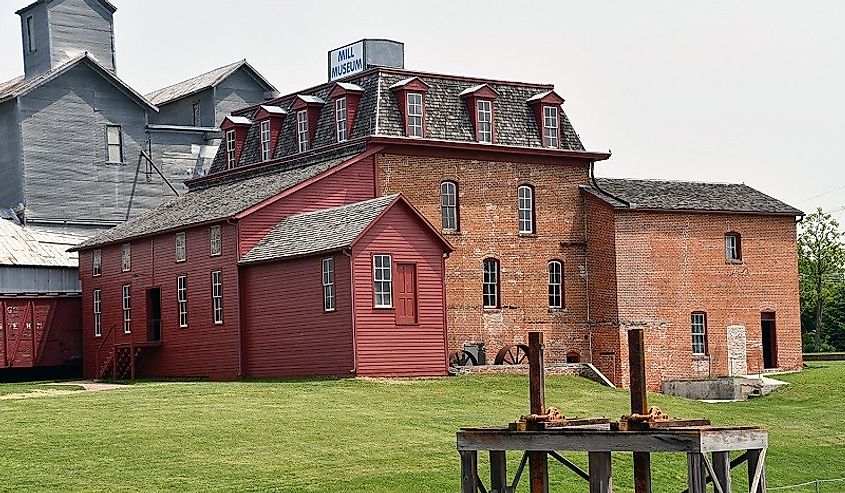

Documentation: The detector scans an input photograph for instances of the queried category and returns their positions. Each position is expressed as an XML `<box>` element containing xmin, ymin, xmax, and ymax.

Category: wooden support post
<box><xmin>589</xmin><ymin>451</ymin><xmax>613</xmax><ymax>493</ymax></box>
<box><xmin>460</xmin><ymin>450</ymin><xmax>479</xmax><ymax>493</ymax></box>
<box><xmin>490</xmin><ymin>450</ymin><xmax>508</xmax><ymax>493</ymax></box>
<box><xmin>747</xmin><ymin>449</ymin><xmax>766</xmax><ymax>493</ymax></box>
<box><xmin>686</xmin><ymin>453</ymin><xmax>707</xmax><ymax>493</ymax></box>
<box><xmin>527</xmin><ymin>332</ymin><xmax>549</xmax><ymax>493</ymax></box>
<box><xmin>712</xmin><ymin>451</ymin><xmax>731</xmax><ymax>493</ymax></box>
<box><xmin>628</xmin><ymin>328</ymin><xmax>652</xmax><ymax>493</ymax></box>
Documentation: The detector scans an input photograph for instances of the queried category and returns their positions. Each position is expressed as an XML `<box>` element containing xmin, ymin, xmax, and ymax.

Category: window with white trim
<box><xmin>406</xmin><ymin>92</ymin><xmax>424</xmax><ymax>138</ymax></box>
<box><xmin>373</xmin><ymin>254</ymin><xmax>393</xmax><ymax>308</ymax></box>
<box><xmin>175</xmin><ymin>232</ymin><xmax>186</xmax><ymax>263</ymax></box>
<box><xmin>691</xmin><ymin>312</ymin><xmax>707</xmax><ymax>355</ymax></box>
<box><xmin>322</xmin><ymin>258</ymin><xmax>335</xmax><ymax>312</ymax></box>
<box><xmin>477</xmin><ymin>99</ymin><xmax>492</xmax><ymax>143</ymax></box>
<box><xmin>518</xmin><ymin>185</ymin><xmax>534</xmax><ymax>234</ymax></box>
<box><xmin>543</xmin><ymin>105</ymin><xmax>559</xmax><ymax>148</ymax></box>
<box><xmin>122</xmin><ymin>284</ymin><xmax>131</xmax><ymax>334</ymax></box>
<box><xmin>260</xmin><ymin>120</ymin><xmax>272</xmax><ymax>162</ymax></box>
<box><xmin>92</xmin><ymin>249</ymin><xmax>102</xmax><ymax>277</ymax></box>
<box><xmin>441</xmin><ymin>181</ymin><xmax>459</xmax><ymax>231</ymax></box>
<box><xmin>335</xmin><ymin>97</ymin><xmax>347</xmax><ymax>142</ymax></box>
<box><xmin>121</xmin><ymin>244</ymin><xmax>131</xmax><ymax>272</ymax></box>
<box><xmin>209</xmin><ymin>225</ymin><xmax>221</xmax><ymax>256</ymax></box>
<box><xmin>177</xmin><ymin>275</ymin><xmax>188</xmax><ymax>328</ymax></box>
<box><xmin>212</xmin><ymin>270</ymin><xmax>223</xmax><ymax>324</ymax></box>
<box><xmin>725</xmin><ymin>233</ymin><xmax>741</xmax><ymax>261</ymax></box>
<box><xmin>106</xmin><ymin>125</ymin><xmax>123</xmax><ymax>163</ymax></box>
<box><xmin>93</xmin><ymin>289</ymin><xmax>102</xmax><ymax>337</ymax></box>
<box><xmin>483</xmin><ymin>258</ymin><xmax>500</xmax><ymax>309</ymax></box>
<box><xmin>297</xmin><ymin>110</ymin><xmax>309</xmax><ymax>152</ymax></box>
<box><xmin>225</xmin><ymin>129</ymin><xmax>236</xmax><ymax>168</ymax></box>
<box><xmin>548</xmin><ymin>260</ymin><xmax>563</xmax><ymax>309</ymax></box>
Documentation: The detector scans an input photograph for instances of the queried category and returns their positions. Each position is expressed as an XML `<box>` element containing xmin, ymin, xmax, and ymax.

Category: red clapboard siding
<box><xmin>79</xmin><ymin>222</ymin><xmax>241</xmax><ymax>380</ymax></box>
<box><xmin>1</xmin><ymin>297</ymin><xmax>81</xmax><ymax>368</ymax></box>
<box><xmin>351</xmin><ymin>201</ymin><xmax>448</xmax><ymax>377</ymax></box>
<box><xmin>238</xmin><ymin>156</ymin><xmax>375</xmax><ymax>254</ymax></box>
<box><xmin>241</xmin><ymin>253</ymin><xmax>354</xmax><ymax>378</ymax></box>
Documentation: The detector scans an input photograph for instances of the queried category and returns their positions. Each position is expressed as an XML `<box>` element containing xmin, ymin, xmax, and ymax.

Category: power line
<box><xmin>796</xmin><ymin>184</ymin><xmax>845</xmax><ymax>204</ymax></box>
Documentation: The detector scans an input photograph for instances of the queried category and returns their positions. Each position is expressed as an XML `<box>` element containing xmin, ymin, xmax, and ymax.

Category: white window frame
<box><xmin>175</xmin><ymin>232</ymin><xmax>186</xmax><ymax>263</ymax></box>
<box><xmin>122</xmin><ymin>284</ymin><xmax>131</xmax><ymax>334</ymax></box>
<box><xmin>260</xmin><ymin>120</ymin><xmax>272</xmax><ymax>162</ymax></box>
<box><xmin>441</xmin><ymin>181</ymin><xmax>458</xmax><ymax>231</ymax></box>
<box><xmin>335</xmin><ymin>97</ymin><xmax>347</xmax><ymax>142</ymax></box>
<box><xmin>209</xmin><ymin>225</ymin><xmax>222</xmax><ymax>257</ymax></box>
<box><xmin>212</xmin><ymin>270</ymin><xmax>223</xmax><ymax>325</ymax></box>
<box><xmin>121</xmin><ymin>243</ymin><xmax>131</xmax><ymax>272</ymax></box>
<box><xmin>483</xmin><ymin>258</ymin><xmax>500</xmax><ymax>309</ymax></box>
<box><xmin>543</xmin><ymin>105</ymin><xmax>559</xmax><ymax>148</ymax></box>
<box><xmin>691</xmin><ymin>312</ymin><xmax>707</xmax><ymax>355</ymax></box>
<box><xmin>322</xmin><ymin>257</ymin><xmax>335</xmax><ymax>312</ymax></box>
<box><xmin>92</xmin><ymin>249</ymin><xmax>102</xmax><ymax>277</ymax></box>
<box><xmin>106</xmin><ymin>125</ymin><xmax>123</xmax><ymax>163</ymax></box>
<box><xmin>177</xmin><ymin>275</ymin><xmax>188</xmax><ymax>328</ymax></box>
<box><xmin>297</xmin><ymin>110</ymin><xmax>309</xmax><ymax>152</ymax></box>
<box><xmin>725</xmin><ymin>233</ymin><xmax>741</xmax><ymax>261</ymax></box>
<box><xmin>26</xmin><ymin>15</ymin><xmax>35</xmax><ymax>53</ymax></box>
<box><xmin>477</xmin><ymin>99</ymin><xmax>493</xmax><ymax>143</ymax></box>
<box><xmin>406</xmin><ymin>92</ymin><xmax>424</xmax><ymax>138</ymax></box>
<box><xmin>548</xmin><ymin>260</ymin><xmax>563</xmax><ymax>309</ymax></box>
<box><xmin>518</xmin><ymin>185</ymin><xmax>534</xmax><ymax>234</ymax></box>
<box><xmin>225</xmin><ymin>129</ymin><xmax>236</xmax><ymax>168</ymax></box>
<box><xmin>373</xmin><ymin>254</ymin><xmax>393</xmax><ymax>308</ymax></box>
<box><xmin>93</xmin><ymin>289</ymin><xmax>102</xmax><ymax>337</ymax></box>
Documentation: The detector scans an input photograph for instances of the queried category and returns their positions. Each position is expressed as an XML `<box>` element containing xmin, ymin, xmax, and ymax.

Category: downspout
<box><xmin>230</xmin><ymin>218</ymin><xmax>243</xmax><ymax>378</ymax></box>
<box><xmin>343</xmin><ymin>248</ymin><xmax>357</xmax><ymax>374</ymax></box>
<box><xmin>442</xmin><ymin>252</ymin><xmax>450</xmax><ymax>372</ymax></box>
<box><xmin>581</xmin><ymin>190</ymin><xmax>593</xmax><ymax>364</ymax></box>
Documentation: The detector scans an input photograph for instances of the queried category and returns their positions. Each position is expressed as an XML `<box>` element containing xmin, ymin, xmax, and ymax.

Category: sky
<box><xmin>1</xmin><ymin>0</ymin><xmax>844</xmax><ymax>219</ymax></box>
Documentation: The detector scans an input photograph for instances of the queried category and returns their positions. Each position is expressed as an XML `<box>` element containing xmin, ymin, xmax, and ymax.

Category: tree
<box><xmin>798</xmin><ymin>208</ymin><xmax>845</xmax><ymax>351</ymax></box>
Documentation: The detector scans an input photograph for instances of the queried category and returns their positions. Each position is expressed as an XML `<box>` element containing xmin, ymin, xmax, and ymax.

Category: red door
<box><xmin>395</xmin><ymin>263</ymin><xmax>417</xmax><ymax>325</ymax></box>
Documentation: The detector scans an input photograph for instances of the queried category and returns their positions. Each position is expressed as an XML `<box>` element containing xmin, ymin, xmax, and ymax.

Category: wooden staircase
<box><xmin>95</xmin><ymin>325</ymin><xmax>162</xmax><ymax>380</ymax></box>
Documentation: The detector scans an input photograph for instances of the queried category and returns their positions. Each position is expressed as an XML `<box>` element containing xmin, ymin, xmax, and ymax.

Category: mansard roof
<box><xmin>144</xmin><ymin>59</ymin><xmax>276</xmax><ymax>106</ymax></box>
<box><xmin>583</xmin><ymin>178</ymin><xmax>804</xmax><ymax>216</ymax></box>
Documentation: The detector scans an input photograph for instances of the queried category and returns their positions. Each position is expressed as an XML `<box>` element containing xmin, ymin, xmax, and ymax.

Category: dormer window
<box><xmin>460</xmin><ymin>83</ymin><xmax>499</xmax><ymax>144</ymax></box>
<box><xmin>336</xmin><ymin>97</ymin><xmax>347</xmax><ymax>142</ymax></box>
<box><xmin>477</xmin><ymin>100</ymin><xmax>492</xmax><ymax>143</ymax></box>
<box><xmin>260</xmin><ymin>120</ymin><xmax>272</xmax><ymax>162</ymax></box>
<box><xmin>329</xmin><ymin>82</ymin><xmax>363</xmax><ymax>143</ymax></box>
<box><xmin>225</xmin><ymin>129</ymin><xmax>236</xmax><ymax>167</ymax></box>
<box><xmin>527</xmin><ymin>90</ymin><xmax>566</xmax><ymax>149</ymax></box>
<box><xmin>253</xmin><ymin>105</ymin><xmax>287</xmax><ymax>163</ymax></box>
<box><xmin>220</xmin><ymin>115</ymin><xmax>251</xmax><ymax>169</ymax></box>
<box><xmin>297</xmin><ymin>110</ymin><xmax>309</xmax><ymax>152</ymax></box>
<box><xmin>543</xmin><ymin>106</ymin><xmax>559</xmax><ymax>148</ymax></box>
<box><xmin>407</xmin><ymin>93</ymin><xmax>424</xmax><ymax>138</ymax></box>
<box><xmin>390</xmin><ymin>77</ymin><xmax>430</xmax><ymax>139</ymax></box>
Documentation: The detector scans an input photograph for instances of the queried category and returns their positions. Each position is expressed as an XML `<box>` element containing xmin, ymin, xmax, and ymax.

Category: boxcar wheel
<box><xmin>494</xmin><ymin>344</ymin><xmax>529</xmax><ymax>365</ymax></box>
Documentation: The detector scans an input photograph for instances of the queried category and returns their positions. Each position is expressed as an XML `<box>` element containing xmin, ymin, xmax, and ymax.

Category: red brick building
<box><xmin>73</xmin><ymin>47</ymin><xmax>803</xmax><ymax>387</ymax></box>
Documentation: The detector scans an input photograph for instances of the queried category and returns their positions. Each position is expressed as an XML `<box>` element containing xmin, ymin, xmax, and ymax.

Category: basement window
<box><xmin>92</xmin><ymin>249</ymin><xmax>102</xmax><ymax>276</ymax></box>
<box><xmin>175</xmin><ymin>233</ymin><xmax>186</xmax><ymax>262</ymax></box>
<box><xmin>483</xmin><ymin>258</ymin><xmax>500</xmax><ymax>309</ymax></box>
<box><xmin>122</xmin><ymin>285</ymin><xmax>131</xmax><ymax>334</ymax></box>
<box><xmin>211</xmin><ymin>270</ymin><xmax>223</xmax><ymax>324</ymax></box>
<box><xmin>209</xmin><ymin>225</ymin><xmax>221</xmax><ymax>256</ymax></box>
<box><xmin>297</xmin><ymin>110</ymin><xmax>309</xmax><ymax>152</ymax></box>
<box><xmin>106</xmin><ymin>125</ymin><xmax>123</xmax><ymax>163</ymax></box>
<box><xmin>93</xmin><ymin>289</ymin><xmax>102</xmax><ymax>337</ymax></box>
<box><xmin>323</xmin><ymin>257</ymin><xmax>335</xmax><ymax>312</ymax></box>
<box><xmin>336</xmin><ymin>97</ymin><xmax>347</xmax><ymax>142</ymax></box>
<box><xmin>543</xmin><ymin>106</ymin><xmax>559</xmax><ymax>148</ymax></box>
<box><xmin>373</xmin><ymin>254</ymin><xmax>393</xmax><ymax>308</ymax></box>
<box><xmin>177</xmin><ymin>275</ymin><xmax>188</xmax><ymax>328</ymax></box>
<box><xmin>725</xmin><ymin>233</ymin><xmax>742</xmax><ymax>262</ymax></box>
<box><xmin>121</xmin><ymin>244</ymin><xmax>131</xmax><ymax>272</ymax></box>
<box><xmin>691</xmin><ymin>312</ymin><xmax>708</xmax><ymax>355</ymax></box>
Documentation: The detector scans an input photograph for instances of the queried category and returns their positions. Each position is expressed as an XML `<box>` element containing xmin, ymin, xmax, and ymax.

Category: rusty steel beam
<box><xmin>527</xmin><ymin>331</ymin><xmax>549</xmax><ymax>493</ymax></box>
<box><xmin>628</xmin><ymin>328</ymin><xmax>652</xmax><ymax>493</ymax></box>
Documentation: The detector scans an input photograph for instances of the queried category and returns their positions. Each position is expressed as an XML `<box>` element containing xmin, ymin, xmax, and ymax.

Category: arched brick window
<box><xmin>548</xmin><ymin>260</ymin><xmax>564</xmax><ymax>309</ymax></box>
<box><xmin>517</xmin><ymin>185</ymin><xmax>535</xmax><ymax>234</ymax></box>
<box><xmin>441</xmin><ymin>181</ymin><xmax>459</xmax><ymax>231</ymax></box>
<box><xmin>725</xmin><ymin>232</ymin><xmax>742</xmax><ymax>261</ymax></box>
<box><xmin>482</xmin><ymin>258</ymin><xmax>500</xmax><ymax>309</ymax></box>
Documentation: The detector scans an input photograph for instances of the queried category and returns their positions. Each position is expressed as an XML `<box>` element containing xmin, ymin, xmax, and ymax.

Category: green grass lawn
<box><xmin>1</xmin><ymin>363</ymin><xmax>843</xmax><ymax>492</ymax></box>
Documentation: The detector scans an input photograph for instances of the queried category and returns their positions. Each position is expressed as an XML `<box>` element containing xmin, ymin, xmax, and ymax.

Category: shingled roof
<box><xmin>240</xmin><ymin>195</ymin><xmax>399</xmax><ymax>264</ymax></box>
<box><xmin>73</xmin><ymin>144</ymin><xmax>367</xmax><ymax>250</ymax></box>
<box><xmin>145</xmin><ymin>60</ymin><xmax>276</xmax><ymax>106</ymax></box>
<box><xmin>584</xmin><ymin>178</ymin><xmax>803</xmax><ymax>216</ymax></box>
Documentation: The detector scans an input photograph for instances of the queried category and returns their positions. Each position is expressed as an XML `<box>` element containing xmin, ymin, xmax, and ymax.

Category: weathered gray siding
<box><xmin>19</xmin><ymin>1</ymin><xmax>51</xmax><ymax>78</ymax></box>
<box><xmin>48</xmin><ymin>0</ymin><xmax>115</xmax><ymax>72</ymax></box>
<box><xmin>0</xmin><ymin>100</ymin><xmax>24</xmax><ymax>209</ymax></box>
<box><xmin>214</xmin><ymin>67</ymin><xmax>269</xmax><ymax>124</ymax></box>
<box><xmin>148</xmin><ymin>88</ymin><xmax>215</xmax><ymax>127</ymax></box>
<box><xmin>148</xmin><ymin>129</ymin><xmax>220</xmax><ymax>182</ymax></box>
<box><xmin>17</xmin><ymin>62</ymin><xmax>172</xmax><ymax>225</ymax></box>
<box><xmin>0</xmin><ymin>266</ymin><xmax>80</xmax><ymax>294</ymax></box>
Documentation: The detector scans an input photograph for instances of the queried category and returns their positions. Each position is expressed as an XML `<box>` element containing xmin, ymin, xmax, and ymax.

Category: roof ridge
<box><xmin>144</xmin><ymin>59</ymin><xmax>244</xmax><ymax>99</ymax></box>
<box><xmin>282</xmin><ymin>194</ymin><xmax>398</xmax><ymax>220</ymax></box>
<box><xmin>597</xmin><ymin>176</ymin><xmax>743</xmax><ymax>186</ymax></box>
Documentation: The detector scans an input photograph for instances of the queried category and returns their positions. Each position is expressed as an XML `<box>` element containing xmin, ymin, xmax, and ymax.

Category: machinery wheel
<box><xmin>449</xmin><ymin>350</ymin><xmax>478</xmax><ymax>367</ymax></box>
<box><xmin>494</xmin><ymin>344</ymin><xmax>530</xmax><ymax>365</ymax></box>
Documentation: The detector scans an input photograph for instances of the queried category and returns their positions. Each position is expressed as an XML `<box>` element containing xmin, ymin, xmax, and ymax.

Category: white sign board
<box><xmin>329</xmin><ymin>41</ymin><xmax>365</xmax><ymax>81</ymax></box>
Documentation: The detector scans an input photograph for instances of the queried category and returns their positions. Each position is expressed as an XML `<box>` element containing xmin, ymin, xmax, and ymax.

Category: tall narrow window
<box><xmin>441</xmin><ymin>181</ymin><xmax>459</xmax><ymax>231</ymax></box>
<box><xmin>406</xmin><ymin>93</ymin><xmax>424</xmax><ymax>137</ymax></box>
<box><xmin>260</xmin><ymin>120</ymin><xmax>272</xmax><ymax>162</ymax></box>
<box><xmin>177</xmin><ymin>275</ymin><xmax>188</xmax><ymax>328</ymax></box>
<box><xmin>211</xmin><ymin>270</ymin><xmax>223</xmax><ymax>324</ymax></box>
<box><xmin>297</xmin><ymin>110</ymin><xmax>309</xmax><ymax>152</ymax></box>
<box><xmin>26</xmin><ymin>16</ymin><xmax>35</xmax><ymax>53</ymax></box>
<box><xmin>548</xmin><ymin>260</ymin><xmax>563</xmax><ymax>309</ymax></box>
<box><xmin>209</xmin><ymin>225</ymin><xmax>221</xmax><ymax>256</ymax></box>
<box><xmin>106</xmin><ymin>125</ymin><xmax>123</xmax><ymax>163</ymax></box>
<box><xmin>373</xmin><ymin>254</ymin><xmax>393</xmax><ymax>308</ymax></box>
<box><xmin>725</xmin><ymin>233</ymin><xmax>742</xmax><ymax>262</ymax></box>
<box><xmin>335</xmin><ymin>97</ymin><xmax>347</xmax><ymax>142</ymax></box>
<box><xmin>93</xmin><ymin>289</ymin><xmax>102</xmax><ymax>337</ymax></box>
<box><xmin>121</xmin><ymin>244</ymin><xmax>131</xmax><ymax>272</ymax></box>
<box><xmin>322</xmin><ymin>258</ymin><xmax>335</xmax><ymax>312</ymax></box>
<box><xmin>122</xmin><ymin>285</ymin><xmax>131</xmax><ymax>334</ymax></box>
<box><xmin>691</xmin><ymin>312</ymin><xmax>708</xmax><ymax>355</ymax></box>
<box><xmin>92</xmin><ymin>249</ymin><xmax>102</xmax><ymax>276</ymax></box>
<box><xmin>477</xmin><ymin>100</ymin><xmax>492</xmax><ymax>143</ymax></box>
<box><xmin>543</xmin><ymin>106</ymin><xmax>559</xmax><ymax>148</ymax></box>
<box><xmin>192</xmin><ymin>101</ymin><xmax>201</xmax><ymax>126</ymax></box>
<box><xmin>225</xmin><ymin>129</ymin><xmax>236</xmax><ymax>168</ymax></box>
<box><xmin>175</xmin><ymin>232</ymin><xmax>186</xmax><ymax>262</ymax></box>
<box><xmin>518</xmin><ymin>185</ymin><xmax>534</xmax><ymax>234</ymax></box>
<box><xmin>483</xmin><ymin>258</ymin><xmax>500</xmax><ymax>309</ymax></box>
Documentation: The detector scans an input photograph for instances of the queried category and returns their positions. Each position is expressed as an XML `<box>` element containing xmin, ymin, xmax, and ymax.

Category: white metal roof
<box><xmin>335</xmin><ymin>82</ymin><xmax>364</xmax><ymax>92</ymax></box>
<box><xmin>259</xmin><ymin>105</ymin><xmax>288</xmax><ymax>115</ymax></box>
<box><xmin>0</xmin><ymin>219</ymin><xmax>83</xmax><ymax>268</ymax></box>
